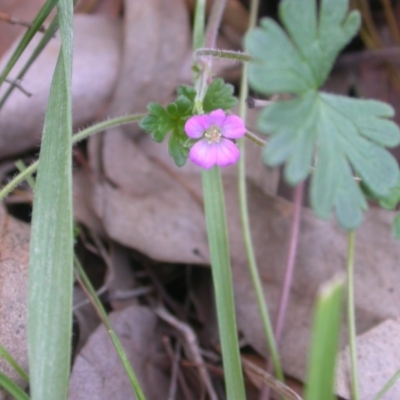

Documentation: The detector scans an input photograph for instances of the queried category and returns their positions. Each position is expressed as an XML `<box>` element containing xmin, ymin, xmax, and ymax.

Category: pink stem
<box><xmin>274</xmin><ymin>182</ymin><xmax>304</xmax><ymax>342</ymax></box>
<box><xmin>260</xmin><ymin>182</ymin><xmax>304</xmax><ymax>400</ymax></box>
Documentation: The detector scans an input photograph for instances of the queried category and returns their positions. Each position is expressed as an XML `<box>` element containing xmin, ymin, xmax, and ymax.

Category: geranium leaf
<box><xmin>245</xmin><ymin>0</ymin><xmax>400</xmax><ymax>229</ymax></box>
<box><xmin>140</xmin><ymin>102</ymin><xmax>172</xmax><ymax>142</ymax></box>
<box><xmin>169</xmin><ymin>127</ymin><xmax>189</xmax><ymax>167</ymax></box>
<box><xmin>203</xmin><ymin>78</ymin><xmax>236</xmax><ymax>112</ymax></box>
<box><xmin>246</xmin><ymin>0</ymin><xmax>360</xmax><ymax>95</ymax></box>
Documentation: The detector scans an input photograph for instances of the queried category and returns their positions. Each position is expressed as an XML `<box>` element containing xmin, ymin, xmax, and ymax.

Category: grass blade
<box><xmin>0</xmin><ymin>372</ymin><xmax>30</xmax><ymax>400</ymax></box>
<box><xmin>0</xmin><ymin>0</ymin><xmax>58</xmax><ymax>87</ymax></box>
<box><xmin>0</xmin><ymin>344</ymin><xmax>29</xmax><ymax>383</ymax></box>
<box><xmin>27</xmin><ymin>0</ymin><xmax>74</xmax><ymax>399</ymax></box>
<box><xmin>202</xmin><ymin>167</ymin><xmax>246</xmax><ymax>400</ymax></box>
<box><xmin>304</xmin><ymin>276</ymin><xmax>345</xmax><ymax>400</ymax></box>
<box><xmin>74</xmin><ymin>257</ymin><xmax>147</xmax><ymax>400</ymax></box>
<box><xmin>373</xmin><ymin>366</ymin><xmax>400</xmax><ymax>400</ymax></box>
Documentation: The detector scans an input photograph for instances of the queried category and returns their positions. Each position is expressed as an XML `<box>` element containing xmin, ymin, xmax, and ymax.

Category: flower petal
<box><xmin>208</xmin><ymin>109</ymin><xmax>226</xmax><ymax>128</ymax></box>
<box><xmin>215</xmin><ymin>138</ymin><xmax>240</xmax><ymax>166</ymax></box>
<box><xmin>189</xmin><ymin>139</ymin><xmax>217</xmax><ymax>169</ymax></box>
<box><xmin>185</xmin><ymin>115</ymin><xmax>211</xmax><ymax>139</ymax></box>
<box><xmin>221</xmin><ymin>115</ymin><xmax>246</xmax><ymax>139</ymax></box>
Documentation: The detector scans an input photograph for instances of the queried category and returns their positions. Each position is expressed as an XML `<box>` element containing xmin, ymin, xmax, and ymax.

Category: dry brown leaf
<box><xmin>0</xmin><ymin>206</ymin><xmax>30</xmax><ymax>399</ymax></box>
<box><xmin>104</xmin><ymin>0</ymin><xmax>190</xmax><ymax>136</ymax></box>
<box><xmin>336</xmin><ymin>318</ymin><xmax>400</xmax><ymax>400</ymax></box>
<box><xmin>229</xmin><ymin>183</ymin><xmax>400</xmax><ymax>382</ymax></box>
<box><xmin>87</xmin><ymin>128</ymin><xmax>209</xmax><ymax>264</ymax></box>
<box><xmin>0</xmin><ymin>14</ymin><xmax>122</xmax><ymax>159</ymax></box>
<box><xmin>73</xmin><ymin>286</ymin><xmax>101</xmax><ymax>354</ymax></box>
<box><xmin>68</xmin><ymin>305</ymin><xmax>170</xmax><ymax>400</ymax></box>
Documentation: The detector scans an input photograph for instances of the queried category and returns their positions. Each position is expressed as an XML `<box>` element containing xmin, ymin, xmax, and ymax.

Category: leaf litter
<box><xmin>0</xmin><ymin>0</ymin><xmax>400</xmax><ymax>399</ymax></box>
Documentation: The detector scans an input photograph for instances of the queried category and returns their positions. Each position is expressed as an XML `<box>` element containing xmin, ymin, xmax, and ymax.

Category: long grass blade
<box><xmin>202</xmin><ymin>167</ymin><xmax>246</xmax><ymax>400</ymax></box>
<box><xmin>27</xmin><ymin>0</ymin><xmax>74</xmax><ymax>399</ymax></box>
<box><xmin>74</xmin><ymin>257</ymin><xmax>147</xmax><ymax>400</ymax></box>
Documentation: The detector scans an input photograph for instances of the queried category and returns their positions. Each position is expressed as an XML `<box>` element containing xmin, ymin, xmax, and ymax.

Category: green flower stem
<box><xmin>245</xmin><ymin>130</ymin><xmax>267</xmax><ymax>147</ymax></box>
<box><xmin>192</xmin><ymin>0</ymin><xmax>206</xmax><ymax>50</ymax></box>
<box><xmin>347</xmin><ymin>230</ymin><xmax>360</xmax><ymax>400</ymax></box>
<box><xmin>193</xmin><ymin>1</ymin><xmax>245</xmax><ymax>397</ymax></box>
<box><xmin>238</xmin><ymin>0</ymin><xmax>283</xmax><ymax>386</ymax></box>
<box><xmin>0</xmin><ymin>113</ymin><xmax>146</xmax><ymax>201</ymax></box>
<box><xmin>195</xmin><ymin>48</ymin><xmax>253</xmax><ymax>63</ymax></box>
<box><xmin>238</xmin><ymin>132</ymin><xmax>283</xmax><ymax>383</ymax></box>
<box><xmin>194</xmin><ymin>0</ymin><xmax>227</xmax><ymax>108</ymax></box>
<box><xmin>74</xmin><ymin>257</ymin><xmax>146</xmax><ymax>400</ymax></box>
<box><xmin>202</xmin><ymin>167</ymin><xmax>246</xmax><ymax>400</ymax></box>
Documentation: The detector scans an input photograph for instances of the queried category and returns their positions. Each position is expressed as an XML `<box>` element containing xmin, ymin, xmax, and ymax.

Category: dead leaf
<box><xmin>229</xmin><ymin>181</ymin><xmax>400</xmax><ymax>383</ymax></box>
<box><xmin>336</xmin><ymin>318</ymin><xmax>400</xmax><ymax>400</ymax></box>
<box><xmin>0</xmin><ymin>13</ymin><xmax>122</xmax><ymax>159</ymax></box>
<box><xmin>68</xmin><ymin>305</ymin><xmax>171</xmax><ymax>400</ymax></box>
<box><xmin>104</xmin><ymin>0</ymin><xmax>190</xmax><ymax>136</ymax></box>
<box><xmin>0</xmin><ymin>205</ymin><xmax>30</xmax><ymax>399</ymax></box>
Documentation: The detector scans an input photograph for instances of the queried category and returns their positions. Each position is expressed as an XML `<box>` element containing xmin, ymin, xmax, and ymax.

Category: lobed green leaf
<box><xmin>140</xmin><ymin>102</ymin><xmax>172</xmax><ymax>142</ymax></box>
<box><xmin>259</xmin><ymin>92</ymin><xmax>400</xmax><ymax>229</ymax></box>
<box><xmin>203</xmin><ymin>78</ymin><xmax>236</xmax><ymax>112</ymax></box>
<box><xmin>245</xmin><ymin>0</ymin><xmax>361</xmax><ymax>95</ymax></box>
<box><xmin>140</xmin><ymin>79</ymin><xmax>237</xmax><ymax>167</ymax></box>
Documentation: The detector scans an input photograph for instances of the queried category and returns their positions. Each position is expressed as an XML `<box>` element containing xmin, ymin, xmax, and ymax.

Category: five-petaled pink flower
<box><xmin>184</xmin><ymin>109</ymin><xmax>246</xmax><ymax>169</ymax></box>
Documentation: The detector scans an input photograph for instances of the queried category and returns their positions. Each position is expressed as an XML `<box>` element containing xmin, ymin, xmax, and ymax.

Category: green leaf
<box><xmin>140</xmin><ymin>102</ymin><xmax>172</xmax><ymax>142</ymax></box>
<box><xmin>245</xmin><ymin>0</ymin><xmax>400</xmax><ymax>229</ymax></box>
<box><xmin>260</xmin><ymin>92</ymin><xmax>399</xmax><ymax>229</ymax></box>
<box><xmin>28</xmin><ymin>1</ymin><xmax>74</xmax><ymax>399</ymax></box>
<box><xmin>177</xmin><ymin>84</ymin><xmax>196</xmax><ymax>102</ymax></box>
<box><xmin>169</xmin><ymin>128</ymin><xmax>189</xmax><ymax>167</ymax></box>
<box><xmin>245</xmin><ymin>0</ymin><xmax>361</xmax><ymax>95</ymax></box>
<box><xmin>166</xmin><ymin>95</ymin><xmax>193</xmax><ymax>118</ymax></box>
<box><xmin>304</xmin><ymin>277</ymin><xmax>344</xmax><ymax>400</ymax></box>
<box><xmin>203</xmin><ymin>78</ymin><xmax>237</xmax><ymax>112</ymax></box>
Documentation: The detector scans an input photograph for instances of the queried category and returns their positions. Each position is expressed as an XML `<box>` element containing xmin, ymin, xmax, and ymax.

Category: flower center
<box><xmin>204</xmin><ymin>125</ymin><xmax>222</xmax><ymax>144</ymax></box>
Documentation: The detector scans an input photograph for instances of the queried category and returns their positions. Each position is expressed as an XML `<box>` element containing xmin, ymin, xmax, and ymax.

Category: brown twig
<box><xmin>381</xmin><ymin>0</ymin><xmax>400</xmax><ymax>45</ymax></box>
<box><xmin>162</xmin><ymin>336</ymin><xmax>194</xmax><ymax>400</ymax></box>
<box><xmin>0</xmin><ymin>11</ymin><xmax>46</xmax><ymax>32</ymax></box>
<box><xmin>4</xmin><ymin>78</ymin><xmax>32</xmax><ymax>97</ymax></box>
<box><xmin>155</xmin><ymin>307</ymin><xmax>218</xmax><ymax>400</ymax></box>
<box><xmin>243</xmin><ymin>358</ymin><xmax>303</xmax><ymax>400</ymax></box>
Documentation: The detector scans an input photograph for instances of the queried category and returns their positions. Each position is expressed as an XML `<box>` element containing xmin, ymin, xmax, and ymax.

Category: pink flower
<box><xmin>184</xmin><ymin>109</ymin><xmax>246</xmax><ymax>169</ymax></box>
